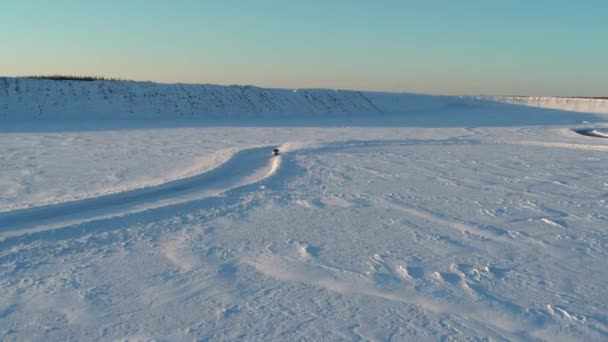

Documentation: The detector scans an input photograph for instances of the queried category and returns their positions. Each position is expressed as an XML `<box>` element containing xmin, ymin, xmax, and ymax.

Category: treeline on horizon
<box><xmin>25</xmin><ymin>75</ymin><xmax>129</xmax><ymax>82</ymax></box>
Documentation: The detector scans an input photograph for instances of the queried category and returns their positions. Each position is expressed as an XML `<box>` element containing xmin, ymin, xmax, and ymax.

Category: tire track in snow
<box><xmin>0</xmin><ymin>146</ymin><xmax>281</xmax><ymax>238</ymax></box>
<box><xmin>0</xmin><ymin>137</ymin><xmax>478</xmax><ymax>240</ymax></box>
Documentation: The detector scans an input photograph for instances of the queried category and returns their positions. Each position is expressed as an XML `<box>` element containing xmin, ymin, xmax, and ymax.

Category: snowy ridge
<box><xmin>574</xmin><ymin>128</ymin><xmax>608</xmax><ymax>138</ymax></box>
<box><xmin>482</xmin><ymin>96</ymin><xmax>608</xmax><ymax>114</ymax></box>
<box><xmin>0</xmin><ymin>77</ymin><xmax>459</xmax><ymax>120</ymax></box>
<box><xmin>3</xmin><ymin>77</ymin><xmax>606</xmax><ymax>121</ymax></box>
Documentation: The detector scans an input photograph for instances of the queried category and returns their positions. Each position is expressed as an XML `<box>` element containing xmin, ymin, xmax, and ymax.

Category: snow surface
<box><xmin>574</xmin><ymin>128</ymin><xmax>608</xmax><ymax>139</ymax></box>
<box><xmin>1</xmin><ymin>79</ymin><xmax>608</xmax><ymax>341</ymax></box>
<box><xmin>482</xmin><ymin>96</ymin><xmax>608</xmax><ymax>115</ymax></box>
<box><xmin>3</xmin><ymin>77</ymin><xmax>608</xmax><ymax>121</ymax></box>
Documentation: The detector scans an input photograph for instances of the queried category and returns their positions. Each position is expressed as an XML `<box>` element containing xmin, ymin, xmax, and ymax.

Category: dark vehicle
<box><xmin>272</xmin><ymin>148</ymin><xmax>280</xmax><ymax>156</ymax></box>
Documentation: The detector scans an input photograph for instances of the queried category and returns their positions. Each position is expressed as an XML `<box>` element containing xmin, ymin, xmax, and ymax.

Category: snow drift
<box><xmin>0</xmin><ymin>77</ymin><xmax>458</xmax><ymax>120</ymax></box>
<box><xmin>574</xmin><ymin>128</ymin><xmax>608</xmax><ymax>138</ymax></box>
<box><xmin>2</xmin><ymin>77</ymin><xmax>606</xmax><ymax>122</ymax></box>
<box><xmin>482</xmin><ymin>96</ymin><xmax>608</xmax><ymax>114</ymax></box>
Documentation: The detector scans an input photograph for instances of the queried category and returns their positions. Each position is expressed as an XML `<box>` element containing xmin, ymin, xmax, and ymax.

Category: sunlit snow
<box><xmin>1</xmin><ymin>78</ymin><xmax>608</xmax><ymax>341</ymax></box>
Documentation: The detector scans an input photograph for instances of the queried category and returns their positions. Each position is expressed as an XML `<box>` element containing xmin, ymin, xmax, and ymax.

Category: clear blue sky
<box><xmin>1</xmin><ymin>0</ymin><xmax>606</xmax><ymax>96</ymax></box>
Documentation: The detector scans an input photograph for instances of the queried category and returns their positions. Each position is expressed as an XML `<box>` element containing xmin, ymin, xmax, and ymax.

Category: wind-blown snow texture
<box><xmin>1</xmin><ymin>78</ymin><xmax>608</xmax><ymax>341</ymax></box>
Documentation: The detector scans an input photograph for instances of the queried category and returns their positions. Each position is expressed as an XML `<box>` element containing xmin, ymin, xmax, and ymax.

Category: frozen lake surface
<box><xmin>1</xmin><ymin>80</ymin><xmax>608</xmax><ymax>341</ymax></box>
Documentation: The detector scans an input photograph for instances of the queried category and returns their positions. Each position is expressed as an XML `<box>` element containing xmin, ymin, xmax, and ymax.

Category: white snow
<box><xmin>575</xmin><ymin>128</ymin><xmax>608</xmax><ymax>139</ymax></box>
<box><xmin>1</xmin><ymin>79</ymin><xmax>608</xmax><ymax>341</ymax></box>
<box><xmin>481</xmin><ymin>95</ymin><xmax>608</xmax><ymax>114</ymax></box>
<box><xmin>0</xmin><ymin>129</ymin><xmax>236</xmax><ymax>213</ymax></box>
<box><xmin>2</xmin><ymin>77</ymin><xmax>607</xmax><ymax>123</ymax></box>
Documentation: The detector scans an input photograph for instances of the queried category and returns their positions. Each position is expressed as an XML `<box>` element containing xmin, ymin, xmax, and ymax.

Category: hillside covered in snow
<box><xmin>0</xmin><ymin>77</ymin><xmax>457</xmax><ymax>120</ymax></box>
<box><xmin>2</xmin><ymin>77</ymin><xmax>607</xmax><ymax>122</ymax></box>
<box><xmin>482</xmin><ymin>96</ymin><xmax>608</xmax><ymax>115</ymax></box>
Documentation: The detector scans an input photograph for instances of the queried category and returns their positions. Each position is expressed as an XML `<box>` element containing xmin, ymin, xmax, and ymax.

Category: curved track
<box><xmin>0</xmin><ymin>138</ymin><xmax>483</xmax><ymax>238</ymax></box>
<box><xmin>0</xmin><ymin>146</ymin><xmax>280</xmax><ymax>237</ymax></box>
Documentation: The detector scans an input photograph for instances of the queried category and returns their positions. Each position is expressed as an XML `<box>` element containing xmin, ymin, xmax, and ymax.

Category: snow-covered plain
<box><xmin>1</xmin><ymin>79</ymin><xmax>608</xmax><ymax>341</ymax></box>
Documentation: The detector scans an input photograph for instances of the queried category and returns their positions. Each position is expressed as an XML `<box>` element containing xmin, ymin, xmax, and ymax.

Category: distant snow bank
<box><xmin>0</xmin><ymin>77</ymin><xmax>458</xmax><ymax>120</ymax></box>
<box><xmin>482</xmin><ymin>96</ymin><xmax>608</xmax><ymax>114</ymax></box>
<box><xmin>1</xmin><ymin>77</ymin><xmax>606</xmax><ymax>121</ymax></box>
